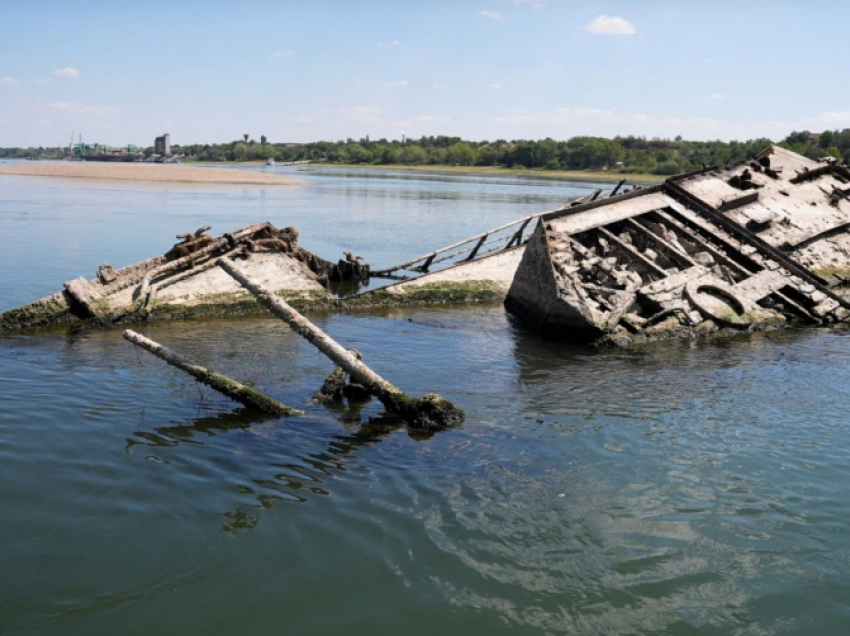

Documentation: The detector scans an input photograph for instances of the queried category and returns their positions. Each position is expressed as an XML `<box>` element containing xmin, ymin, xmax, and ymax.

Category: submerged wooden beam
<box><xmin>218</xmin><ymin>256</ymin><xmax>464</xmax><ymax>429</ymax></box>
<box><xmin>123</xmin><ymin>330</ymin><xmax>302</xmax><ymax>416</ymax></box>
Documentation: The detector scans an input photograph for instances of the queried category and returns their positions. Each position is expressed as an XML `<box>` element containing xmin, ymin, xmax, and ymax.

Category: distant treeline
<box><xmin>3</xmin><ymin>129</ymin><xmax>848</xmax><ymax>175</ymax></box>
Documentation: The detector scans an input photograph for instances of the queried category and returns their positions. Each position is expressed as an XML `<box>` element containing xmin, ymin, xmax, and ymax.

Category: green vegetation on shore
<box><xmin>3</xmin><ymin>129</ymin><xmax>847</xmax><ymax>176</ymax></box>
<box><xmin>313</xmin><ymin>162</ymin><xmax>665</xmax><ymax>184</ymax></box>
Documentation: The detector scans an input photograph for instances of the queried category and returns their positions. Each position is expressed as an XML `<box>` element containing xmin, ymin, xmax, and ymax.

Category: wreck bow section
<box><xmin>0</xmin><ymin>222</ymin><xmax>338</xmax><ymax>333</ymax></box>
<box><xmin>506</xmin><ymin>146</ymin><xmax>850</xmax><ymax>345</ymax></box>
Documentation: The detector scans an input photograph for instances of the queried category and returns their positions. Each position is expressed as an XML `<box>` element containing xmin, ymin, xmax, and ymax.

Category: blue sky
<box><xmin>1</xmin><ymin>0</ymin><xmax>849</xmax><ymax>147</ymax></box>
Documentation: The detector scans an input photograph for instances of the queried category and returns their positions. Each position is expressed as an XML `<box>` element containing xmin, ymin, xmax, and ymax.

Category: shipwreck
<box><xmin>505</xmin><ymin>146</ymin><xmax>850</xmax><ymax>344</ymax></box>
<box><xmin>3</xmin><ymin>145</ymin><xmax>850</xmax><ymax>349</ymax></box>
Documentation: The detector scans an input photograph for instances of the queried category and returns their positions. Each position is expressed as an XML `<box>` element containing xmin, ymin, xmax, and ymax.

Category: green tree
<box><xmin>446</xmin><ymin>142</ymin><xmax>477</xmax><ymax>165</ymax></box>
<box><xmin>232</xmin><ymin>142</ymin><xmax>249</xmax><ymax>161</ymax></box>
<box><xmin>823</xmin><ymin>146</ymin><xmax>843</xmax><ymax>161</ymax></box>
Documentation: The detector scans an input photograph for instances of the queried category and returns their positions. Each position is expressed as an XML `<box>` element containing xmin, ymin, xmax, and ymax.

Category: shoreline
<box><xmin>0</xmin><ymin>161</ymin><xmax>305</xmax><ymax>185</ymax></box>
<box><xmin>306</xmin><ymin>162</ymin><xmax>665</xmax><ymax>185</ymax></box>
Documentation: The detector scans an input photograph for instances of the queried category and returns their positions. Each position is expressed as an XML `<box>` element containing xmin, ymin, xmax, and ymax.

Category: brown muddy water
<box><xmin>2</xmin><ymin>164</ymin><xmax>850</xmax><ymax>635</ymax></box>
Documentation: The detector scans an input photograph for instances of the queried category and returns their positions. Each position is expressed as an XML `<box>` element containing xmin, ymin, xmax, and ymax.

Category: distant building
<box><xmin>154</xmin><ymin>133</ymin><xmax>171</xmax><ymax>156</ymax></box>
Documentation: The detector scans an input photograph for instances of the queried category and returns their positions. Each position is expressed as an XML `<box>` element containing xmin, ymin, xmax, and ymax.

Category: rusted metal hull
<box><xmin>0</xmin><ymin>222</ymin><xmax>336</xmax><ymax>333</ymax></box>
<box><xmin>506</xmin><ymin>146</ymin><xmax>850</xmax><ymax>346</ymax></box>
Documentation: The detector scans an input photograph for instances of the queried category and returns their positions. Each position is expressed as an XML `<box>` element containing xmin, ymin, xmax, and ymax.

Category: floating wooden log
<box><xmin>218</xmin><ymin>257</ymin><xmax>464</xmax><ymax>429</ymax></box>
<box><xmin>123</xmin><ymin>329</ymin><xmax>302</xmax><ymax>417</ymax></box>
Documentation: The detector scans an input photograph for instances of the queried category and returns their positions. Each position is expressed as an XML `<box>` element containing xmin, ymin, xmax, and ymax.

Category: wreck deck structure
<box><xmin>505</xmin><ymin>146</ymin><xmax>850</xmax><ymax>345</ymax></box>
<box><xmin>0</xmin><ymin>223</ymin><xmax>338</xmax><ymax>333</ymax></box>
<box><xmin>4</xmin><ymin>145</ymin><xmax>850</xmax><ymax>348</ymax></box>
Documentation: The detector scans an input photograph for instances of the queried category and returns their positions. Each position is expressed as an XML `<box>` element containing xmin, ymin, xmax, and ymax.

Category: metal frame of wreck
<box><xmin>514</xmin><ymin>155</ymin><xmax>850</xmax><ymax>340</ymax></box>
<box><xmin>370</xmin><ymin>180</ymin><xmax>630</xmax><ymax>280</ymax></box>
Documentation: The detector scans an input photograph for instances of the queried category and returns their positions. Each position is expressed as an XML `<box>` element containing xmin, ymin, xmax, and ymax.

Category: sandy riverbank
<box><xmin>0</xmin><ymin>162</ymin><xmax>306</xmax><ymax>185</ymax></box>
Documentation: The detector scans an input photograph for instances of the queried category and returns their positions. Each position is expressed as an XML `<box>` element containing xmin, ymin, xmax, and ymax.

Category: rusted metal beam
<box><xmin>652</xmin><ymin>209</ymin><xmax>817</xmax><ymax>321</ymax></box>
<box><xmin>653</xmin><ymin>209</ymin><xmax>754</xmax><ymax>276</ymax></box>
<box><xmin>218</xmin><ymin>257</ymin><xmax>464</xmax><ymax>429</ymax></box>
<box><xmin>465</xmin><ymin>234</ymin><xmax>488</xmax><ymax>261</ymax></box>
<box><xmin>625</xmin><ymin>217</ymin><xmax>696</xmax><ymax>267</ymax></box>
<box><xmin>123</xmin><ymin>330</ymin><xmax>302</xmax><ymax>416</ymax></box>
<box><xmin>609</xmin><ymin>179</ymin><xmax>627</xmax><ymax>197</ymax></box>
<box><xmin>782</xmin><ymin>219</ymin><xmax>850</xmax><ymax>253</ymax></box>
<box><xmin>596</xmin><ymin>226</ymin><xmax>668</xmax><ymax>277</ymax></box>
<box><xmin>505</xmin><ymin>217</ymin><xmax>533</xmax><ymax>250</ymax></box>
<box><xmin>665</xmin><ymin>180</ymin><xmax>850</xmax><ymax>311</ymax></box>
<box><xmin>790</xmin><ymin>164</ymin><xmax>833</xmax><ymax>184</ymax></box>
<box><xmin>417</xmin><ymin>253</ymin><xmax>437</xmax><ymax>272</ymax></box>
<box><xmin>718</xmin><ymin>191</ymin><xmax>760</xmax><ymax>212</ymax></box>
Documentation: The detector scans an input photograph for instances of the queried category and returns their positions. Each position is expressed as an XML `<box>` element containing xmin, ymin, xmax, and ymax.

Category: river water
<box><xmin>2</xmin><ymin>165</ymin><xmax>850</xmax><ymax>635</ymax></box>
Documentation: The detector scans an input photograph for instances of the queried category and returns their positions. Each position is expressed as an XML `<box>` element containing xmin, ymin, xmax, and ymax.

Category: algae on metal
<box><xmin>147</xmin><ymin>289</ymin><xmax>335</xmax><ymax>321</ymax></box>
<box><xmin>0</xmin><ymin>295</ymin><xmax>73</xmax><ymax>331</ymax></box>
<box><xmin>346</xmin><ymin>280</ymin><xmax>503</xmax><ymax>309</ymax></box>
<box><xmin>202</xmin><ymin>370</ymin><xmax>304</xmax><ymax>417</ymax></box>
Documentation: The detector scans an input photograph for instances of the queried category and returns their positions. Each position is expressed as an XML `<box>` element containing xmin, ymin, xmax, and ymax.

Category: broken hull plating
<box><xmin>506</xmin><ymin>146</ymin><xmax>850</xmax><ymax>346</ymax></box>
<box><xmin>0</xmin><ymin>222</ymin><xmax>334</xmax><ymax>333</ymax></box>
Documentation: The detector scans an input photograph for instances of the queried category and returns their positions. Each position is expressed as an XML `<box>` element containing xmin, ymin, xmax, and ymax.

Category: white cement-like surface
<box><xmin>389</xmin><ymin>247</ymin><xmax>526</xmax><ymax>294</ymax></box>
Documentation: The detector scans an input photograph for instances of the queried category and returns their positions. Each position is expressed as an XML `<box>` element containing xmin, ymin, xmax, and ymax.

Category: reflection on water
<box><xmin>2</xmin><ymin>169</ymin><xmax>850</xmax><ymax>635</ymax></box>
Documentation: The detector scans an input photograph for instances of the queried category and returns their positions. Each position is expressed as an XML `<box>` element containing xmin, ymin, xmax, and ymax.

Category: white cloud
<box><xmin>0</xmin><ymin>77</ymin><xmax>19</xmax><ymax>86</ymax></box>
<box><xmin>509</xmin><ymin>0</ymin><xmax>546</xmax><ymax>7</ymax></box>
<box><xmin>53</xmin><ymin>67</ymin><xmax>80</xmax><ymax>77</ymax></box>
<box><xmin>291</xmin><ymin>115</ymin><xmax>317</xmax><ymax>124</ymax></box>
<box><xmin>489</xmin><ymin>106</ymin><xmax>847</xmax><ymax>140</ymax></box>
<box><xmin>386</xmin><ymin>80</ymin><xmax>409</xmax><ymax>87</ymax></box>
<box><xmin>44</xmin><ymin>101</ymin><xmax>119</xmax><ymax>115</ymax></box>
<box><xmin>432</xmin><ymin>83</ymin><xmax>449</xmax><ymax>91</ymax></box>
<box><xmin>480</xmin><ymin>10</ymin><xmax>503</xmax><ymax>20</ymax></box>
<box><xmin>706</xmin><ymin>93</ymin><xmax>726</xmax><ymax>100</ymax></box>
<box><xmin>272</xmin><ymin>50</ymin><xmax>296</xmax><ymax>57</ymax></box>
<box><xmin>585</xmin><ymin>15</ymin><xmax>635</xmax><ymax>35</ymax></box>
<box><xmin>494</xmin><ymin>107</ymin><xmax>615</xmax><ymax>125</ymax></box>
<box><xmin>336</xmin><ymin>106</ymin><xmax>382</xmax><ymax>123</ymax></box>
<box><xmin>390</xmin><ymin>40</ymin><xmax>400</xmax><ymax>46</ymax></box>
<box><xmin>821</xmin><ymin>111</ymin><xmax>850</xmax><ymax>124</ymax></box>
<box><xmin>414</xmin><ymin>115</ymin><xmax>452</xmax><ymax>123</ymax></box>
<box><xmin>490</xmin><ymin>82</ymin><xmax>503</xmax><ymax>90</ymax></box>
<box><xmin>390</xmin><ymin>114</ymin><xmax>453</xmax><ymax>130</ymax></box>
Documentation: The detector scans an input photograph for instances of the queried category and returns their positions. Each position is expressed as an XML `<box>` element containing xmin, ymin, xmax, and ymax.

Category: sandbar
<box><xmin>0</xmin><ymin>161</ymin><xmax>305</xmax><ymax>185</ymax></box>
